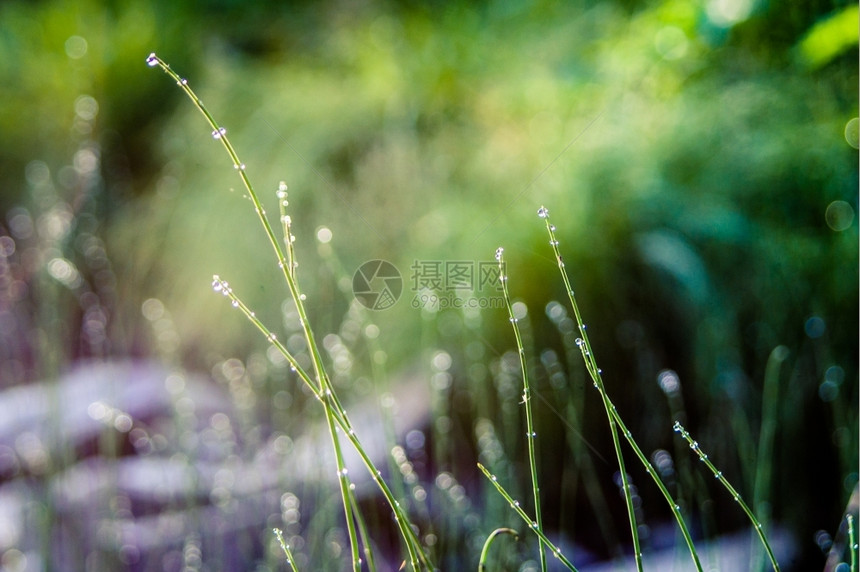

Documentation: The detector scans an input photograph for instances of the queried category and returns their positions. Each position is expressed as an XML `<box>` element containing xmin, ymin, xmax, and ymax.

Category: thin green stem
<box><xmin>495</xmin><ymin>247</ymin><xmax>546</xmax><ymax>572</ymax></box>
<box><xmin>538</xmin><ymin>206</ymin><xmax>705</xmax><ymax>571</ymax></box>
<box><xmin>331</xmin><ymin>414</ymin><xmax>362</xmax><ymax>571</ymax></box>
<box><xmin>849</xmin><ymin>514</ymin><xmax>857</xmax><ymax>572</ymax></box>
<box><xmin>276</xmin><ymin>183</ymin><xmax>361</xmax><ymax>571</ymax></box>
<box><xmin>148</xmin><ymin>54</ymin><xmax>429</xmax><ymax>570</ymax></box>
<box><xmin>673</xmin><ymin>421</ymin><xmax>780</xmax><ymax>571</ymax></box>
<box><xmin>536</xmin><ymin>207</ymin><xmax>643</xmax><ymax>571</ymax></box>
<box><xmin>350</xmin><ymin>488</ymin><xmax>378</xmax><ymax>572</ymax></box>
<box><xmin>478</xmin><ymin>528</ymin><xmax>518</xmax><ymax>572</ymax></box>
<box><xmin>212</xmin><ymin>275</ymin><xmax>427</xmax><ymax>570</ymax></box>
<box><xmin>478</xmin><ymin>463</ymin><xmax>578</xmax><ymax>571</ymax></box>
<box><xmin>752</xmin><ymin>345</ymin><xmax>787</xmax><ymax>570</ymax></box>
<box><xmin>274</xmin><ymin>528</ymin><xmax>301</xmax><ymax>570</ymax></box>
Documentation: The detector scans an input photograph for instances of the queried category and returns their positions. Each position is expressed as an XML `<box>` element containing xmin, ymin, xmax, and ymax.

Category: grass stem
<box><xmin>478</xmin><ymin>463</ymin><xmax>578</xmax><ymax>571</ymax></box>
<box><xmin>274</xmin><ymin>528</ymin><xmax>301</xmax><ymax>570</ymax></box>
<box><xmin>673</xmin><ymin>421</ymin><xmax>780</xmax><ymax>571</ymax></box>
<box><xmin>495</xmin><ymin>247</ymin><xmax>547</xmax><ymax>571</ymax></box>
<box><xmin>538</xmin><ymin>206</ymin><xmax>703</xmax><ymax>572</ymax></box>
<box><xmin>478</xmin><ymin>528</ymin><xmax>518</xmax><ymax>572</ymax></box>
<box><xmin>148</xmin><ymin>53</ymin><xmax>430</xmax><ymax>570</ymax></box>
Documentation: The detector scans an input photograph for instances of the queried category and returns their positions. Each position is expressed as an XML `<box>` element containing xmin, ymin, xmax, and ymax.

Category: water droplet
<box><xmin>267</xmin><ymin>333</ymin><xmax>277</xmax><ymax>342</ymax></box>
<box><xmin>234</xmin><ymin>163</ymin><xmax>246</xmax><ymax>171</ymax></box>
<box><xmin>212</xmin><ymin>127</ymin><xmax>226</xmax><ymax>139</ymax></box>
<box><xmin>673</xmin><ymin>421</ymin><xmax>682</xmax><ymax>432</ymax></box>
<box><xmin>549</xmin><ymin>224</ymin><xmax>556</xmax><ymax>231</ymax></box>
<box><xmin>495</xmin><ymin>247</ymin><xmax>504</xmax><ymax>261</ymax></box>
<box><xmin>212</xmin><ymin>280</ymin><xmax>222</xmax><ymax>292</ymax></box>
<box><xmin>299</xmin><ymin>294</ymin><xmax>306</xmax><ymax>301</ymax></box>
<box><xmin>146</xmin><ymin>53</ymin><xmax>158</xmax><ymax>67</ymax></box>
<box><xmin>177</xmin><ymin>78</ymin><xmax>187</xmax><ymax>86</ymax></box>
<box><xmin>537</xmin><ymin>206</ymin><xmax>549</xmax><ymax>218</ymax></box>
<box><xmin>231</xmin><ymin>300</ymin><xmax>239</xmax><ymax>308</ymax></box>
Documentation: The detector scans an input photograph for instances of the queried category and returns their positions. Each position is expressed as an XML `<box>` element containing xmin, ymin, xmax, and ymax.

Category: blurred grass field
<box><xmin>0</xmin><ymin>0</ymin><xmax>857</xmax><ymax>570</ymax></box>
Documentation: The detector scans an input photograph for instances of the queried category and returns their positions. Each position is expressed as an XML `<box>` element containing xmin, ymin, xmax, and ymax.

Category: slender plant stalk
<box><xmin>495</xmin><ymin>247</ymin><xmax>546</xmax><ymax>571</ymax></box>
<box><xmin>478</xmin><ymin>463</ymin><xmax>578</xmax><ymax>571</ymax></box>
<box><xmin>538</xmin><ymin>206</ymin><xmax>704</xmax><ymax>571</ymax></box>
<box><xmin>210</xmin><ymin>275</ymin><xmax>428</xmax><ymax>567</ymax></box>
<box><xmin>147</xmin><ymin>53</ymin><xmax>430</xmax><ymax>570</ymax></box>
<box><xmin>147</xmin><ymin>49</ymin><xmax>364</xmax><ymax>568</ymax></box>
<box><xmin>751</xmin><ymin>345</ymin><xmax>788</xmax><ymax>570</ymax></box>
<box><xmin>275</xmin><ymin>184</ymin><xmax>364</xmax><ymax>570</ymax></box>
<box><xmin>673</xmin><ymin>421</ymin><xmax>780</xmax><ymax>571</ymax></box>
<box><xmin>349</xmin><ymin>488</ymin><xmax>378</xmax><ymax>572</ymax></box>
<box><xmin>478</xmin><ymin>528</ymin><xmax>518</xmax><ymax>572</ymax></box>
<box><xmin>849</xmin><ymin>514</ymin><xmax>857</xmax><ymax>572</ymax></box>
<box><xmin>542</xmin><ymin>351</ymin><xmax>622</xmax><ymax>557</ymax></box>
<box><xmin>274</xmin><ymin>528</ymin><xmax>301</xmax><ymax>570</ymax></box>
<box><xmin>536</xmin><ymin>207</ymin><xmax>643</xmax><ymax>570</ymax></box>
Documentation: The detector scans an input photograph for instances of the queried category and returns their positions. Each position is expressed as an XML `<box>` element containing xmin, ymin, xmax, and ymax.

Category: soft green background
<box><xmin>0</xmin><ymin>0</ymin><xmax>857</xmax><ymax>569</ymax></box>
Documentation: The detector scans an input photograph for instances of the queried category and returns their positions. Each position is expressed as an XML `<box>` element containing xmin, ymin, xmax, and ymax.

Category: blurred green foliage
<box><xmin>0</xmin><ymin>0</ymin><xmax>857</xmax><ymax>568</ymax></box>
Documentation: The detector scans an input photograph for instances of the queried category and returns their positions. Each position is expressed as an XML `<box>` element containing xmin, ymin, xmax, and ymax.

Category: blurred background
<box><xmin>0</xmin><ymin>0</ymin><xmax>857</xmax><ymax>570</ymax></box>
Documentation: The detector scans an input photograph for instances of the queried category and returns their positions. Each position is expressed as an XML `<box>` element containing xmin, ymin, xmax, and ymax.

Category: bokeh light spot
<box><xmin>825</xmin><ymin>200</ymin><xmax>854</xmax><ymax>231</ymax></box>
<box><xmin>316</xmin><ymin>226</ymin><xmax>332</xmax><ymax>244</ymax></box>
<box><xmin>804</xmin><ymin>316</ymin><xmax>826</xmax><ymax>339</ymax></box>
<box><xmin>64</xmin><ymin>35</ymin><xmax>88</xmax><ymax>59</ymax></box>
<box><xmin>845</xmin><ymin>118</ymin><xmax>859</xmax><ymax>149</ymax></box>
<box><xmin>706</xmin><ymin>0</ymin><xmax>754</xmax><ymax>27</ymax></box>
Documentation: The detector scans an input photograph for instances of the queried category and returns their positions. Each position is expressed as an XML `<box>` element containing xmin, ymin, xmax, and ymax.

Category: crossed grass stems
<box><xmin>147</xmin><ymin>54</ymin><xmax>781</xmax><ymax>571</ymax></box>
